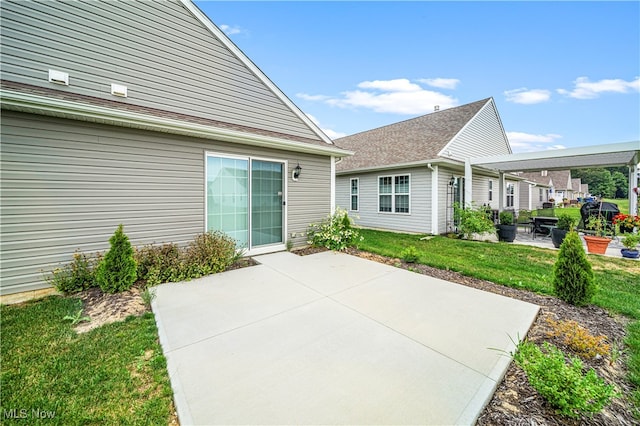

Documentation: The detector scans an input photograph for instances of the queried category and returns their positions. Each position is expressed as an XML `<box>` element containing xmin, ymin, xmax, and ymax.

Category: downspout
<box><xmin>427</xmin><ymin>163</ymin><xmax>439</xmax><ymax>234</ymax></box>
<box><xmin>330</xmin><ymin>156</ymin><xmax>336</xmax><ymax>211</ymax></box>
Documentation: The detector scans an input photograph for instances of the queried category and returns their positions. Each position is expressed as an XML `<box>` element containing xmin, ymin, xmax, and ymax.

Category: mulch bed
<box><xmin>293</xmin><ymin>246</ymin><xmax>636</xmax><ymax>425</ymax></box>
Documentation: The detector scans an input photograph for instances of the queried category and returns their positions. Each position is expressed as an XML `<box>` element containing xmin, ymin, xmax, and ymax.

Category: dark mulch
<box><xmin>294</xmin><ymin>246</ymin><xmax>636</xmax><ymax>425</ymax></box>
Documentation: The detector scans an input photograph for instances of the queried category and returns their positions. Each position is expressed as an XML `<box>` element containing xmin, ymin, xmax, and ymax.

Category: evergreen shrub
<box><xmin>553</xmin><ymin>231</ymin><xmax>596</xmax><ymax>306</ymax></box>
<box><xmin>95</xmin><ymin>224</ymin><xmax>137</xmax><ymax>293</ymax></box>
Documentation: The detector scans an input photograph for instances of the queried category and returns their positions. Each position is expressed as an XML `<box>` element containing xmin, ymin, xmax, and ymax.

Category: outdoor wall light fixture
<box><xmin>292</xmin><ymin>163</ymin><xmax>302</xmax><ymax>181</ymax></box>
<box><xmin>449</xmin><ymin>176</ymin><xmax>456</xmax><ymax>186</ymax></box>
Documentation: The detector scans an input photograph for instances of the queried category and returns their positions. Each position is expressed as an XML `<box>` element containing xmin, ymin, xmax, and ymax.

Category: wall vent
<box><xmin>111</xmin><ymin>83</ymin><xmax>128</xmax><ymax>97</ymax></box>
<box><xmin>48</xmin><ymin>69</ymin><xmax>69</xmax><ymax>85</ymax></box>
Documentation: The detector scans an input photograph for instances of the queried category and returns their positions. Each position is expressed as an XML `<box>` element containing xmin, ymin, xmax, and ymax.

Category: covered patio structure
<box><xmin>466</xmin><ymin>141</ymin><xmax>639</xmax><ymax>215</ymax></box>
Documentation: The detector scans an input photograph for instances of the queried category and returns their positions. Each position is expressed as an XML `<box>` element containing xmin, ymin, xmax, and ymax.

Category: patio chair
<box><xmin>516</xmin><ymin>210</ymin><xmax>533</xmax><ymax>234</ymax></box>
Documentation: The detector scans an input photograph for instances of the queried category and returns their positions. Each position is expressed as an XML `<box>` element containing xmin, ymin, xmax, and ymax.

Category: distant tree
<box><xmin>611</xmin><ymin>171</ymin><xmax>628</xmax><ymax>198</ymax></box>
<box><xmin>571</xmin><ymin>168</ymin><xmax>615</xmax><ymax>198</ymax></box>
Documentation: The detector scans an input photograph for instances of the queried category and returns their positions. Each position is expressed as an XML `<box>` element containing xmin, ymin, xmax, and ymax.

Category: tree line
<box><xmin>571</xmin><ymin>167</ymin><xmax>633</xmax><ymax>199</ymax></box>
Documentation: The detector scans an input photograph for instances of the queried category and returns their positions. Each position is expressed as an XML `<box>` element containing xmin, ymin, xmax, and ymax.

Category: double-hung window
<box><xmin>350</xmin><ymin>178</ymin><xmax>359</xmax><ymax>211</ymax></box>
<box><xmin>378</xmin><ymin>174</ymin><xmax>410</xmax><ymax>213</ymax></box>
<box><xmin>506</xmin><ymin>183</ymin><xmax>515</xmax><ymax>208</ymax></box>
<box><xmin>488</xmin><ymin>180</ymin><xmax>493</xmax><ymax>201</ymax></box>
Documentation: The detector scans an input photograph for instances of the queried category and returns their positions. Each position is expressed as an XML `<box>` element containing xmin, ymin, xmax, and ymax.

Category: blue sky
<box><xmin>195</xmin><ymin>1</ymin><xmax>639</xmax><ymax>153</ymax></box>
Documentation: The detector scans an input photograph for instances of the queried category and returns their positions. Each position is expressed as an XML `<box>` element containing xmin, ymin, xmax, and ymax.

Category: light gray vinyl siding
<box><xmin>472</xmin><ymin>178</ymin><xmax>493</xmax><ymax>209</ymax></box>
<box><xmin>0</xmin><ymin>0</ymin><xmax>320</xmax><ymax>141</ymax></box>
<box><xmin>519</xmin><ymin>183</ymin><xmax>532</xmax><ymax>211</ymax></box>
<box><xmin>336</xmin><ymin>167</ymin><xmax>432</xmax><ymax>234</ymax></box>
<box><xmin>443</xmin><ymin>101</ymin><xmax>511</xmax><ymax>160</ymax></box>
<box><xmin>0</xmin><ymin>111</ymin><xmax>330</xmax><ymax>295</ymax></box>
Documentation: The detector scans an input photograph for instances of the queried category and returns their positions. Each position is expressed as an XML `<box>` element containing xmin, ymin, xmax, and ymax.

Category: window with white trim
<box><xmin>539</xmin><ymin>188</ymin><xmax>543</xmax><ymax>202</ymax></box>
<box><xmin>488</xmin><ymin>180</ymin><xmax>493</xmax><ymax>201</ymax></box>
<box><xmin>506</xmin><ymin>182</ymin><xmax>515</xmax><ymax>208</ymax></box>
<box><xmin>378</xmin><ymin>174</ymin><xmax>410</xmax><ymax>213</ymax></box>
<box><xmin>350</xmin><ymin>178</ymin><xmax>359</xmax><ymax>211</ymax></box>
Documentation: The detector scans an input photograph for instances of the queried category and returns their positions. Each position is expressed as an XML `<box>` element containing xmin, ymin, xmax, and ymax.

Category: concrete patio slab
<box><xmin>152</xmin><ymin>251</ymin><xmax>539</xmax><ymax>425</ymax></box>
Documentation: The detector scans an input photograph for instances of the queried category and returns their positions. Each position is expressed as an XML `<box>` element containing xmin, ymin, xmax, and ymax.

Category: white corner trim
<box><xmin>179</xmin><ymin>0</ymin><xmax>334</xmax><ymax>145</ymax></box>
<box><xmin>0</xmin><ymin>89</ymin><xmax>351</xmax><ymax>157</ymax></box>
<box><xmin>429</xmin><ymin>164</ymin><xmax>439</xmax><ymax>234</ymax></box>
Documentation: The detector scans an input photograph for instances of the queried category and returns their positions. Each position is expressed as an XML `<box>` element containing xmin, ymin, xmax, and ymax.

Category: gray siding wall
<box><xmin>336</xmin><ymin>166</ymin><xmax>432</xmax><ymax>234</ymax></box>
<box><xmin>519</xmin><ymin>183</ymin><xmax>532</xmax><ymax>211</ymax></box>
<box><xmin>0</xmin><ymin>111</ymin><xmax>331</xmax><ymax>294</ymax></box>
<box><xmin>444</xmin><ymin>102</ymin><xmax>511</xmax><ymax>160</ymax></box>
<box><xmin>0</xmin><ymin>0</ymin><xmax>319</xmax><ymax>141</ymax></box>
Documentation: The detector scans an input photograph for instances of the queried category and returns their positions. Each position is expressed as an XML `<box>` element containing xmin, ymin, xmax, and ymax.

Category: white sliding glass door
<box><xmin>206</xmin><ymin>154</ymin><xmax>284</xmax><ymax>250</ymax></box>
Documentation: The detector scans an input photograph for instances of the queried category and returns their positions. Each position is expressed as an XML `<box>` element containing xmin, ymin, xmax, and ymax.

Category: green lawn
<box><xmin>357</xmin><ymin>228</ymin><xmax>640</xmax><ymax>413</ymax></box>
<box><xmin>0</xmin><ymin>297</ymin><xmax>174</xmax><ymax>425</ymax></box>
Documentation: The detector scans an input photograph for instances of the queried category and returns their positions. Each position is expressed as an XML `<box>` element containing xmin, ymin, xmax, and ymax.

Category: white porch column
<box><xmin>430</xmin><ymin>165</ymin><xmax>439</xmax><ymax>234</ymax></box>
<box><xmin>630</xmin><ymin>163</ymin><xmax>639</xmax><ymax>215</ymax></box>
<box><xmin>464</xmin><ymin>159</ymin><xmax>473</xmax><ymax>207</ymax></box>
<box><xmin>498</xmin><ymin>172</ymin><xmax>505</xmax><ymax>212</ymax></box>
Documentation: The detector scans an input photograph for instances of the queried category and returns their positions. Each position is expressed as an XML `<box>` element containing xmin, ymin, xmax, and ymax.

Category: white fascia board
<box><xmin>179</xmin><ymin>0</ymin><xmax>334</xmax><ymax>146</ymax></box>
<box><xmin>335</xmin><ymin>158</ymin><xmax>471</xmax><ymax>175</ymax></box>
<box><xmin>471</xmin><ymin>141</ymin><xmax>640</xmax><ymax>166</ymax></box>
<box><xmin>0</xmin><ymin>90</ymin><xmax>352</xmax><ymax>157</ymax></box>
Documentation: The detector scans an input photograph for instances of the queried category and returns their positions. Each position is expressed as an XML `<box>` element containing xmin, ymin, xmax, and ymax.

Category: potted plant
<box><xmin>613</xmin><ymin>214</ymin><xmax>640</xmax><ymax>234</ymax></box>
<box><xmin>496</xmin><ymin>211</ymin><xmax>517</xmax><ymax>242</ymax></box>
<box><xmin>551</xmin><ymin>213</ymin><xmax>576</xmax><ymax>248</ymax></box>
<box><xmin>583</xmin><ymin>215</ymin><xmax>612</xmax><ymax>255</ymax></box>
<box><xmin>620</xmin><ymin>233</ymin><xmax>640</xmax><ymax>259</ymax></box>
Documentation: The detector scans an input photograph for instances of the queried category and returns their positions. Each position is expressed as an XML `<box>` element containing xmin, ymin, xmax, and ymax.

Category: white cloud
<box><xmin>507</xmin><ymin>131</ymin><xmax>565</xmax><ymax>153</ymax></box>
<box><xmin>304</xmin><ymin>78</ymin><xmax>458</xmax><ymax>115</ymax></box>
<box><xmin>357</xmin><ymin>79</ymin><xmax>423</xmax><ymax>92</ymax></box>
<box><xmin>297</xmin><ymin>93</ymin><xmax>330</xmax><ymax>101</ymax></box>
<box><xmin>504</xmin><ymin>88</ymin><xmax>551</xmax><ymax>104</ymax></box>
<box><xmin>418</xmin><ymin>78</ymin><xmax>460</xmax><ymax>89</ymax></box>
<box><xmin>557</xmin><ymin>76</ymin><xmax>640</xmax><ymax>99</ymax></box>
<box><xmin>305</xmin><ymin>113</ymin><xmax>346</xmax><ymax>140</ymax></box>
<box><xmin>219</xmin><ymin>24</ymin><xmax>243</xmax><ymax>36</ymax></box>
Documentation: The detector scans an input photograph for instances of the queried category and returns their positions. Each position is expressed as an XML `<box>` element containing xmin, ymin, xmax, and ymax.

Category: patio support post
<box><xmin>498</xmin><ymin>172</ymin><xmax>505</xmax><ymax>212</ymax></box>
<box><xmin>464</xmin><ymin>158</ymin><xmax>473</xmax><ymax>208</ymax></box>
<box><xmin>429</xmin><ymin>164</ymin><xmax>439</xmax><ymax>234</ymax></box>
<box><xmin>630</xmin><ymin>163</ymin><xmax>639</xmax><ymax>215</ymax></box>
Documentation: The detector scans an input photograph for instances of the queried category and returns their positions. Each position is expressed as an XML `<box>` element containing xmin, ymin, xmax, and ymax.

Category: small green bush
<box><xmin>499</xmin><ymin>211</ymin><xmax>514</xmax><ymax>226</ymax></box>
<box><xmin>135</xmin><ymin>231</ymin><xmax>239</xmax><ymax>286</ymax></box>
<box><xmin>556</xmin><ymin>212</ymin><xmax>577</xmax><ymax>231</ymax></box>
<box><xmin>514</xmin><ymin>340</ymin><xmax>617</xmax><ymax>418</ymax></box>
<box><xmin>95</xmin><ymin>224</ymin><xmax>138</xmax><ymax>294</ymax></box>
<box><xmin>553</xmin><ymin>231</ymin><xmax>596</xmax><ymax>306</ymax></box>
<box><xmin>453</xmin><ymin>202</ymin><xmax>495</xmax><ymax>239</ymax></box>
<box><xmin>400</xmin><ymin>246</ymin><xmax>419</xmax><ymax>263</ymax></box>
<box><xmin>135</xmin><ymin>243</ymin><xmax>182</xmax><ymax>286</ymax></box>
<box><xmin>181</xmin><ymin>230</ymin><xmax>239</xmax><ymax>277</ymax></box>
<box><xmin>44</xmin><ymin>251</ymin><xmax>99</xmax><ymax>294</ymax></box>
<box><xmin>307</xmin><ymin>207</ymin><xmax>363</xmax><ymax>251</ymax></box>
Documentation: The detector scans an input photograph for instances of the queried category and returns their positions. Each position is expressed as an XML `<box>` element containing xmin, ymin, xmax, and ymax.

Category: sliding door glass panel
<box><xmin>206</xmin><ymin>156</ymin><xmax>248</xmax><ymax>248</ymax></box>
<box><xmin>251</xmin><ymin>160</ymin><xmax>283</xmax><ymax>246</ymax></box>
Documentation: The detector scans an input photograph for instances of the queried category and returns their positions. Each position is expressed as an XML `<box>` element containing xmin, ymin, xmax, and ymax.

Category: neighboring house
<box><xmin>0</xmin><ymin>0</ymin><xmax>349</xmax><ymax>299</ymax></box>
<box><xmin>518</xmin><ymin>178</ymin><xmax>551</xmax><ymax>211</ymax></box>
<box><xmin>518</xmin><ymin>170</ymin><xmax>572</xmax><ymax>204</ymax></box>
<box><xmin>334</xmin><ymin>98</ymin><xmax>520</xmax><ymax>235</ymax></box>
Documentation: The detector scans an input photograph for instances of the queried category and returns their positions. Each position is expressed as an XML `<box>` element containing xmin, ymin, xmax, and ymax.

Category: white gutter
<box><xmin>1</xmin><ymin>90</ymin><xmax>352</xmax><ymax>157</ymax></box>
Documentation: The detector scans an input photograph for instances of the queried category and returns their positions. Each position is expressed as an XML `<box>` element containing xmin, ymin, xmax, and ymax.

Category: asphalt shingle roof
<box><xmin>335</xmin><ymin>98</ymin><xmax>490</xmax><ymax>172</ymax></box>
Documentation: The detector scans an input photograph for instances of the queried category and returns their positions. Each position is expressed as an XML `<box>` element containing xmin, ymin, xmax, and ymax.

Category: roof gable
<box><xmin>0</xmin><ymin>0</ymin><xmax>331</xmax><ymax>147</ymax></box>
<box><xmin>335</xmin><ymin>98</ymin><xmax>493</xmax><ymax>172</ymax></box>
<box><xmin>438</xmin><ymin>98</ymin><xmax>511</xmax><ymax>160</ymax></box>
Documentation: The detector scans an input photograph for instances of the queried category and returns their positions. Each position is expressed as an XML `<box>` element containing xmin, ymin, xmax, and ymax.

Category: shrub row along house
<box><xmin>0</xmin><ymin>0</ymin><xmax>350</xmax><ymax>301</ymax></box>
